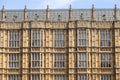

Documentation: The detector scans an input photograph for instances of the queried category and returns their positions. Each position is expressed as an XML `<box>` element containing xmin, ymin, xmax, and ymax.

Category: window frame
<box><xmin>31</xmin><ymin>74</ymin><xmax>41</xmax><ymax>80</ymax></box>
<box><xmin>0</xmin><ymin>30</ymin><xmax>3</xmax><ymax>47</ymax></box>
<box><xmin>77</xmin><ymin>29</ymin><xmax>87</xmax><ymax>46</ymax></box>
<box><xmin>53</xmin><ymin>30</ymin><xmax>65</xmax><ymax>47</ymax></box>
<box><xmin>8</xmin><ymin>75</ymin><xmax>19</xmax><ymax>80</ymax></box>
<box><xmin>31</xmin><ymin>29</ymin><xmax>42</xmax><ymax>47</ymax></box>
<box><xmin>101</xmin><ymin>75</ymin><xmax>111</xmax><ymax>80</ymax></box>
<box><xmin>77</xmin><ymin>53</ymin><xmax>87</xmax><ymax>68</ymax></box>
<box><xmin>9</xmin><ymin>31</ymin><xmax>20</xmax><ymax>48</ymax></box>
<box><xmin>54</xmin><ymin>75</ymin><xmax>65</xmax><ymax>80</ymax></box>
<box><xmin>100</xmin><ymin>53</ymin><xmax>112</xmax><ymax>68</ymax></box>
<box><xmin>31</xmin><ymin>53</ymin><xmax>42</xmax><ymax>68</ymax></box>
<box><xmin>54</xmin><ymin>54</ymin><xmax>65</xmax><ymax>68</ymax></box>
<box><xmin>78</xmin><ymin>74</ymin><xmax>87</xmax><ymax>80</ymax></box>
<box><xmin>8</xmin><ymin>54</ymin><xmax>19</xmax><ymax>68</ymax></box>
<box><xmin>100</xmin><ymin>30</ymin><xmax>111</xmax><ymax>47</ymax></box>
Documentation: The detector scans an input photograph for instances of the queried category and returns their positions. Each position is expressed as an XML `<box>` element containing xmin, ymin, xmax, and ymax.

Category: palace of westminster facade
<box><xmin>0</xmin><ymin>4</ymin><xmax>120</xmax><ymax>80</ymax></box>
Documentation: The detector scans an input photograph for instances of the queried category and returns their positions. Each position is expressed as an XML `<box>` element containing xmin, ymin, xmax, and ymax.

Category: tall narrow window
<box><xmin>54</xmin><ymin>30</ymin><xmax>65</xmax><ymax>47</ymax></box>
<box><xmin>31</xmin><ymin>53</ymin><xmax>42</xmax><ymax>68</ymax></box>
<box><xmin>77</xmin><ymin>53</ymin><xmax>87</xmax><ymax>67</ymax></box>
<box><xmin>31</xmin><ymin>30</ymin><xmax>41</xmax><ymax>47</ymax></box>
<box><xmin>77</xmin><ymin>29</ymin><xmax>87</xmax><ymax>46</ymax></box>
<box><xmin>100</xmin><ymin>30</ymin><xmax>110</xmax><ymax>47</ymax></box>
<box><xmin>32</xmin><ymin>74</ymin><xmax>41</xmax><ymax>80</ymax></box>
<box><xmin>101</xmin><ymin>75</ymin><xmax>111</xmax><ymax>80</ymax></box>
<box><xmin>8</xmin><ymin>75</ymin><xmax>18</xmax><ymax>80</ymax></box>
<box><xmin>78</xmin><ymin>74</ymin><xmax>87</xmax><ymax>80</ymax></box>
<box><xmin>9</xmin><ymin>31</ymin><xmax>19</xmax><ymax>47</ymax></box>
<box><xmin>100</xmin><ymin>54</ymin><xmax>111</xmax><ymax>67</ymax></box>
<box><xmin>54</xmin><ymin>75</ymin><xmax>65</xmax><ymax>80</ymax></box>
<box><xmin>0</xmin><ymin>31</ymin><xmax>2</xmax><ymax>47</ymax></box>
<box><xmin>8</xmin><ymin>54</ymin><xmax>19</xmax><ymax>68</ymax></box>
<box><xmin>54</xmin><ymin>54</ymin><xmax>65</xmax><ymax>68</ymax></box>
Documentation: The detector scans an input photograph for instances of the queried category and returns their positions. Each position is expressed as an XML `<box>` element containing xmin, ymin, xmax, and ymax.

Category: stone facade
<box><xmin>0</xmin><ymin>5</ymin><xmax>120</xmax><ymax>80</ymax></box>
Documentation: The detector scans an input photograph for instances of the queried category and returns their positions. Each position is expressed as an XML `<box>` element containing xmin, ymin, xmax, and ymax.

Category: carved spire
<box><xmin>24</xmin><ymin>5</ymin><xmax>28</xmax><ymax>21</ymax></box>
<box><xmin>24</xmin><ymin>5</ymin><xmax>27</xmax><ymax>11</ymax></box>
<box><xmin>69</xmin><ymin>4</ymin><xmax>72</xmax><ymax>10</ymax></box>
<box><xmin>91</xmin><ymin>4</ymin><xmax>95</xmax><ymax>21</ymax></box>
<box><xmin>114</xmin><ymin>4</ymin><xmax>118</xmax><ymax>21</ymax></box>
<box><xmin>46</xmin><ymin>5</ymin><xmax>50</xmax><ymax>21</ymax></box>
<box><xmin>1</xmin><ymin>5</ymin><xmax>5</xmax><ymax>21</ymax></box>
<box><xmin>2</xmin><ymin>5</ymin><xmax>5</xmax><ymax>11</ymax></box>
<box><xmin>69</xmin><ymin>4</ymin><xmax>72</xmax><ymax>21</ymax></box>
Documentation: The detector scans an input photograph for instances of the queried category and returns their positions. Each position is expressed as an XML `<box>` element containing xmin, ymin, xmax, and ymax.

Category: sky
<box><xmin>0</xmin><ymin>0</ymin><xmax>120</xmax><ymax>9</ymax></box>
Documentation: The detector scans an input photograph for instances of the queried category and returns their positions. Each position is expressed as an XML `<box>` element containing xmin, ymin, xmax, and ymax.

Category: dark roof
<box><xmin>0</xmin><ymin>9</ymin><xmax>120</xmax><ymax>22</ymax></box>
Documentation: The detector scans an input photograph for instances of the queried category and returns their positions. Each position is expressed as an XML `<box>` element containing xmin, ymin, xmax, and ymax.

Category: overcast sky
<box><xmin>0</xmin><ymin>0</ymin><xmax>120</xmax><ymax>9</ymax></box>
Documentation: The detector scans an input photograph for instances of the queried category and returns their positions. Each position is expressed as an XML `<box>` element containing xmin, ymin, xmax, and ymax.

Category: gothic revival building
<box><xmin>0</xmin><ymin>4</ymin><xmax>120</xmax><ymax>80</ymax></box>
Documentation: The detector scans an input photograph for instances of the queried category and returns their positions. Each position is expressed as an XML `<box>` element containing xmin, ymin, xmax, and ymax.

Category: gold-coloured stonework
<box><xmin>0</xmin><ymin>5</ymin><xmax>120</xmax><ymax>80</ymax></box>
